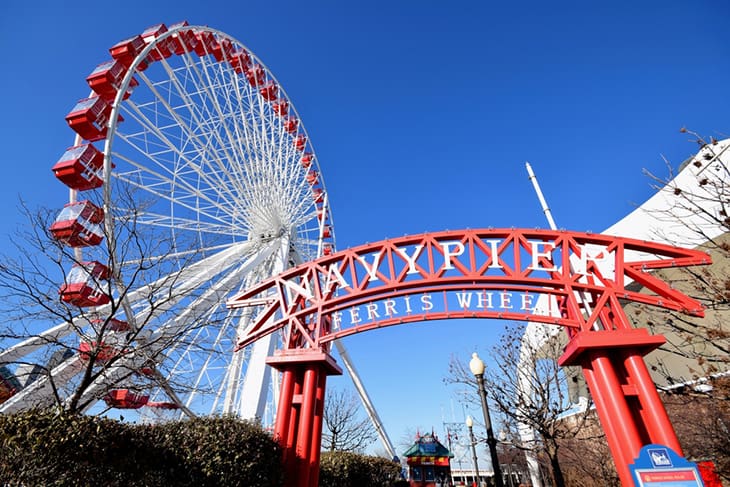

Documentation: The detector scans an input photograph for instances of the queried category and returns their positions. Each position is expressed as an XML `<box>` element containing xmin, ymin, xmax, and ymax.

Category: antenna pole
<box><xmin>525</xmin><ymin>161</ymin><xmax>558</xmax><ymax>230</ymax></box>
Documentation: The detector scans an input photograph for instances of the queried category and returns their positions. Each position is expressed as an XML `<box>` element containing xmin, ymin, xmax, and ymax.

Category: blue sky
<box><xmin>2</xmin><ymin>0</ymin><xmax>730</xmax><ymax>456</ymax></box>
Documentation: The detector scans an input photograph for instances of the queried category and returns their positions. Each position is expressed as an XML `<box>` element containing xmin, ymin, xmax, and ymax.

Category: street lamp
<box><xmin>469</xmin><ymin>352</ymin><xmax>505</xmax><ymax>487</ymax></box>
<box><xmin>466</xmin><ymin>415</ymin><xmax>480</xmax><ymax>487</ymax></box>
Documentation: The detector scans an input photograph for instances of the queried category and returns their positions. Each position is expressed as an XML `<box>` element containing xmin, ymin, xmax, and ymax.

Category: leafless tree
<box><xmin>663</xmin><ymin>376</ymin><xmax>730</xmax><ymax>483</ymax></box>
<box><xmin>632</xmin><ymin>130</ymin><xmax>730</xmax><ymax>384</ymax></box>
<box><xmin>322</xmin><ymin>387</ymin><xmax>378</xmax><ymax>453</ymax></box>
<box><xmin>0</xmin><ymin>189</ymin><xmax>234</xmax><ymax>416</ymax></box>
<box><xmin>446</xmin><ymin>324</ymin><xmax>602</xmax><ymax>487</ymax></box>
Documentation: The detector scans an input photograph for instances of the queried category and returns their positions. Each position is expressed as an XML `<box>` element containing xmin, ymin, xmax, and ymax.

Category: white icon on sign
<box><xmin>649</xmin><ymin>449</ymin><xmax>672</xmax><ymax>467</ymax></box>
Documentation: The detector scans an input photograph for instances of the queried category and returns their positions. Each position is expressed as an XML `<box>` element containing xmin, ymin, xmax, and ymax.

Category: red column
<box><xmin>296</xmin><ymin>366</ymin><xmax>319</xmax><ymax>482</ymax></box>
<box><xmin>583</xmin><ymin>351</ymin><xmax>643</xmax><ymax>486</ymax></box>
<box><xmin>267</xmin><ymin>350</ymin><xmax>342</xmax><ymax>487</ymax></box>
<box><xmin>275</xmin><ymin>368</ymin><xmax>297</xmax><ymax>474</ymax></box>
<box><xmin>308</xmin><ymin>371</ymin><xmax>328</xmax><ymax>487</ymax></box>
<box><xmin>560</xmin><ymin>329</ymin><xmax>678</xmax><ymax>487</ymax></box>
<box><xmin>622</xmin><ymin>351</ymin><xmax>683</xmax><ymax>454</ymax></box>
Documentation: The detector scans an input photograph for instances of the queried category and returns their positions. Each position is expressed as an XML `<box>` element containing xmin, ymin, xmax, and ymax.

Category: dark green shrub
<box><xmin>318</xmin><ymin>451</ymin><xmax>402</xmax><ymax>487</ymax></box>
<box><xmin>151</xmin><ymin>415</ymin><xmax>283</xmax><ymax>487</ymax></box>
<box><xmin>0</xmin><ymin>410</ymin><xmax>282</xmax><ymax>487</ymax></box>
<box><xmin>0</xmin><ymin>408</ymin><xmax>154</xmax><ymax>486</ymax></box>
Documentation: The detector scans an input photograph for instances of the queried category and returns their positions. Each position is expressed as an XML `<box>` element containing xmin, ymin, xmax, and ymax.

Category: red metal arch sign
<box><xmin>226</xmin><ymin>228</ymin><xmax>712</xmax><ymax>487</ymax></box>
<box><xmin>227</xmin><ymin>228</ymin><xmax>708</xmax><ymax>350</ymax></box>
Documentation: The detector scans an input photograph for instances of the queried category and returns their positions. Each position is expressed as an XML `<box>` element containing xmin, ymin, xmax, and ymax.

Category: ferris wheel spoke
<box><xmin>114</xmin><ymin>98</ymin><xmax>247</xmax><ymax>217</ymax></box>
<box><xmin>132</xmin><ymin>212</ymin><xmax>243</xmax><ymax>236</ymax></box>
<box><xmin>133</xmin><ymin>65</ymin><xmax>248</xmax><ymax>200</ymax></box>
<box><xmin>151</xmin><ymin>51</ymin><xmax>273</xmax><ymax>208</ymax></box>
<box><xmin>120</xmin><ymin>239</ymin><xmax>276</xmax><ymax>324</ymax></box>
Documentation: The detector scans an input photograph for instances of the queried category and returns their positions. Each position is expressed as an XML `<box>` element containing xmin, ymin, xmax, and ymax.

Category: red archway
<box><xmin>227</xmin><ymin>228</ymin><xmax>710</xmax><ymax>487</ymax></box>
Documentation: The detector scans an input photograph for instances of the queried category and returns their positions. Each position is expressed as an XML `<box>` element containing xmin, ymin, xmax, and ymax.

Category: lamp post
<box><xmin>466</xmin><ymin>415</ymin><xmax>480</xmax><ymax>487</ymax></box>
<box><xmin>469</xmin><ymin>352</ymin><xmax>505</xmax><ymax>487</ymax></box>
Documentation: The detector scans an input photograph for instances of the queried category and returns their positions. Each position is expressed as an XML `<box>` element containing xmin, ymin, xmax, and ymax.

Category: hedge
<box><xmin>318</xmin><ymin>451</ymin><xmax>404</xmax><ymax>487</ymax></box>
<box><xmin>0</xmin><ymin>410</ymin><xmax>282</xmax><ymax>486</ymax></box>
<box><xmin>0</xmin><ymin>410</ymin><xmax>405</xmax><ymax>486</ymax></box>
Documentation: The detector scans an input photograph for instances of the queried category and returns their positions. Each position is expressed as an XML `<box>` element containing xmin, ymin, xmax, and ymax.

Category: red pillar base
<box><xmin>559</xmin><ymin>329</ymin><xmax>682</xmax><ymax>487</ymax></box>
<box><xmin>267</xmin><ymin>350</ymin><xmax>342</xmax><ymax>487</ymax></box>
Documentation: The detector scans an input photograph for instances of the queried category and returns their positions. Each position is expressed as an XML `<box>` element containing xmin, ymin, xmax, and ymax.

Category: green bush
<box><xmin>318</xmin><ymin>451</ymin><xmax>403</xmax><ymax>487</ymax></box>
<box><xmin>151</xmin><ymin>416</ymin><xmax>283</xmax><ymax>486</ymax></box>
<box><xmin>0</xmin><ymin>410</ymin><xmax>282</xmax><ymax>487</ymax></box>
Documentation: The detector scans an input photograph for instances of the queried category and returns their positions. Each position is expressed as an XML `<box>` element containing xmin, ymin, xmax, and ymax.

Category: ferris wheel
<box><xmin>0</xmin><ymin>22</ymin><xmax>336</xmax><ymax>421</ymax></box>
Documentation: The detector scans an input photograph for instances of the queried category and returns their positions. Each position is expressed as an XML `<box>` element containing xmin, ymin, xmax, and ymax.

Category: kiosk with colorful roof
<box><xmin>404</xmin><ymin>432</ymin><xmax>453</xmax><ymax>486</ymax></box>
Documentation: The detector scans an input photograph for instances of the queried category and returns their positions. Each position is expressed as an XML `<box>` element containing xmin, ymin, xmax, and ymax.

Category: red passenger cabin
<box><xmin>300</xmin><ymin>153</ymin><xmax>314</xmax><ymax>168</ymax></box>
<box><xmin>271</xmin><ymin>98</ymin><xmax>289</xmax><ymax>116</ymax></box>
<box><xmin>52</xmin><ymin>144</ymin><xmax>104</xmax><ymax>191</ymax></box>
<box><xmin>167</xmin><ymin>21</ymin><xmax>198</xmax><ymax>55</ymax></box>
<box><xmin>283</xmin><ymin>116</ymin><xmax>298</xmax><ymax>133</ymax></box>
<box><xmin>0</xmin><ymin>366</ymin><xmax>22</xmax><ymax>405</ymax></box>
<box><xmin>141</xmin><ymin>24</ymin><xmax>172</xmax><ymax>62</ymax></box>
<box><xmin>147</xmin><ymin>400</ymin><xmax>180</xmax><ymax>410</ymax></box>
<box><xmin>212</xmin><ymin>37</ymin><xmax>234</xmax><ymax>62</ymax></box>
<box><xmin>79</xmin><ymin>318</ymin><xmax>131</xmax><ymax>363</ymax></box>
<box><xmin>78</xmin><ymin>340</ymin><xmax>124</xmax><ymax>364</ymax></box>
<box><xmin>194</xmin><ymin>30</ymin><xmax>218</xmax><ymax>57</ymax></box>
<box><xmin>59</xmin><ymin>261</ymin><xmax>110</xmax><ymax>307</ymax></box>
<box><xmin>244</xmin><ymin>64</ymin><xmax>265</xmax><ymax>87</ymax></box>
<box><xmin>86</xmin><ymin>60</ymin><xmax>127</xmax><ymax>103</ymax></box>
<box><xmin>294</xmin><ymin>134</ymin><xmax>307</xmax><ymax>151</ymax></box>
<box><xmin>104</xmin><ymin>389</ymin><xmax>149</xmax><ymax>409</ymax></box>
<box><xmin>109</xmin><ymin>35</ymin><xmax>148</xmax><ymax>70</ymax></box>
<box><xmin>260</xmin><ymin>81</ymin><xmax>278</xmax><ymax>101</ymax></box>
<box><xmin>65</xmin><ymin>96</ymin><xmax>122</xmax><ymax>142</ymax></box>
<box><xmin>49</xmin><ymin>200</ymin><xmax>104</xmax><ymax>247</ymax></box>
<box><xmin>404</xmin><ymin>433</ymin><xmax>453</xmax><ymax>487</ymax></box>
<box><xmin>90</xmin><ymin>317</ymin><xmax>130</xmax><ymax>333</ymax></box>
<box><xmin>230</xmin><ymin>49</ymin><xmax>252</xmax><ymax>73</ymax></box>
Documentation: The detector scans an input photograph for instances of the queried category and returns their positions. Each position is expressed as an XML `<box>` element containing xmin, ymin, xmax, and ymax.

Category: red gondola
<box><xmin>109</xmin><ymin>35</ymin><xmax>148</xmax><ymax>71</ymax></box>
<box><xmin>322</xmin><ymin>225</ymin><xmax>332</xmax><ymax>238</ymax></box>
<box><xmin>65</xmin><ymin>96</ymin><xmax>122</xmax><ymax>142</ymax></box>
<box><xmin>322</xmin><ymin>243</ymin><xmax>333</xmax><ymax>256</ymax></box>
<box><xmin>147</xmin><ymin>400</ymin><xmax>180</xmax><ymax>410</ymax></box>
<box><xmin>312</xmin><ymin>187</ymin><xmax>324</xmax><ymax>203</ymax></box>
<box><xmin>59</xmin><ymin>261</ymin><xmax>110</xmax><ymax>307</ymax></box>
<box><xmin>294</xmin><ymin>134</ymin><xmax>307</xmax><ymax>151</ymax></box>
<box><xmin>229</xmin><ymin>49</ymin><xmax>252</xmax><ymax>73</ymax></box>
<box><xmin>104</xmin><ymin>389</ymin><xmax>149</xmax><ymax>409</ymax></box>
<box><xmin>260</xmin><ymin>81</ymin><xmax>278</xmax><ymax>101</ymax></box>
<box><xmin>300</xmin><ymin>153</ymin><xmax>314</xmax><ymax>169</ymax></box>
<box><xmin>65</xmin><ymin>96</ymin><xmax>110</xmax><ymax>142</ymax></box>
<box><xmin>194</xmin><ymin>30</ymin><xmax>217</xmax><ymax>57</ymax></box>
<box><xmin>283</xmin><ymin>116</ymin><xmax>298</xmax><ymax>133</ymax></box>
<box><xmin>271</xmin><ymin>98</ymin><xmax>289</xmax><ymax>116</ymax></box>
<box><xmin>212</xmin><ymin>38</ymin><xmax>233</xmax><ymax>62</ymax></box>
<box><xmin>86</xmin><ymin>60</ymin><xmax>127</xmax><ymax>103</ymax></box>
<box><xmin>78</xmin><ymin>340</ymin><xmax>123</xmax><ymax>363</ymax></box>
<box><xmin>306</xmin><ymin>170</ymin><xmax>318</xmax><ymax>185</ymax></box>
<box><xmin>168</xmin><ymin>21</ymin><xmax>198</xmax><ymax>54</ymax></box>
<box><xmin>90</xmin><ymin>317</ymin><xmax>130</xmax><ymax>333</ymax></box>
<box><xmin>52</xmin><ymin>144</ymin><xmax>104</xmax><ymax>191</ymax></box>
<box><xmin>141</xmin><ymin>23</ymin><xmax>171</xmax><ymax>61</ymax></box>
<box><xmin>50</xmin><ymin>200</ymin><xmax>104</xmax><ymax>247</ymax></box>
<box><xmin>244</xmin><ymin>64</ymin><xmax>265</xmax><ymax>86</ymax></box>
<box><xmin>0</xmin><ymin>366</ymin><xmax>21</xmax><ymax>405</ymax></box>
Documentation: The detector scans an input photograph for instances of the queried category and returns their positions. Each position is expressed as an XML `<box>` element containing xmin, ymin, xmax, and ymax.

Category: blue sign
<box><xmin>629</xmin><ymin>445</ymin><xmax>705</xmax><ymax>487</ymax></box>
